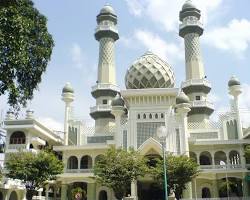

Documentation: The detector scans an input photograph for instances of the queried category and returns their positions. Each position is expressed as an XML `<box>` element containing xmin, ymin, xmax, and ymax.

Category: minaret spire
<box><xmin>179</xmin><ymin>1</ymin><xmax>214</xmax><ymax>123</ymax></box>
<box><xmin>90</xmin><ymin>5</ymin><xmax>120</xmax><ymax>133</ymax></box>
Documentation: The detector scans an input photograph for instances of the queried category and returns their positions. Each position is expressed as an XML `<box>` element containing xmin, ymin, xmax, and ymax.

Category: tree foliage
<box><xmin>150</xmin><ymin>154</ymin><xmax>199</xmax><ymax>200</ymax></box>
<box><xmin>5</xmin><ymin>150</ymin><xmax>63</xmax><ymax>200</ymax></box>
<box><xmin>94</xmin><ymin>147</ymin><xmax>147</xmax><ymax>200</ymax></box>
<box><xmin>0</xmin><ymin>0</ymin><xmax>54</xmax><ymax>110</ymax></box>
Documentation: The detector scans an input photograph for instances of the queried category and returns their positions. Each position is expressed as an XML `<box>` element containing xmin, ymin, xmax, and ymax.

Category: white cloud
<box><xmin>134</xmin><ymin>29</ymin><xmax>184</xmax><ymax>63</ymax></box>
<box><xmin>70</xmin><ymin>43</ymin><xmax>85</xmax><ymax>69</ymax></box>
<box><xmin>204</xmin><ymin>19</ymin><xmax>250</xmax><ymax>55</ymax></box>
<box><xmin>125</xmin><ymin>0</ymin><xmax>223</xmax><ymax>32</ymax></box>
<box><xmin>38</xmin><ymin>117</ymin><xmax>64</xmax><ymax>132</ymax></box>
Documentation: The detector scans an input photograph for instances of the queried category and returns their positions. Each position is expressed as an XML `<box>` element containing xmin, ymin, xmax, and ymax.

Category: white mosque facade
<box><xmin>1</xmin><ymin>1</ymin><xmax>250</xmax><ymax>200</ymax></box>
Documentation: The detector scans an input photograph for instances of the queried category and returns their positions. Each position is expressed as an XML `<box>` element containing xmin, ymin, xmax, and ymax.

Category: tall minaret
<box><xmin>179</xmin><ymin>0</ymin><xmax>214</xmax><ymax>123</ymax></box>
<box><xmin>90</xmin><ymin>5</ymin><xmax>120</xmax><ymax>133</ymax></box>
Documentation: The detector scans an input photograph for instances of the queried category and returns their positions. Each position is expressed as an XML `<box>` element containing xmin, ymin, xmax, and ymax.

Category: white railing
<box><xmin>95</xmin><ymin>25</ymin><xmax>118</xmax><ymax>33</ymax></box>
<box><xmin>8</xmin><ymin>144</ymin><xmax>26</xmax><ymax>149</ymax></box>
<box><xmin>181</xmin><ymin>79</ymin><xmax>211</xmax><ymax>88</ymax></box>
<box><xmin>179</xmin><ymin>20</ymin><xmax>203</xmax><ymax>30</ymax></box>
<box><xmin>90</xmin><ymin>105</ymin><xmax>112</xmax><ymax>113</ymax></box>
<box><xmin>199</xmin><ymin>164</ymin><xmax>246</xmax><ymax>170</ymax></box>
<box><xmin>91</xmin><ymin>83</ymin><xmax>120</xmax><ymax>92</ymax></box>
<box><xmin>65</xmin><ymin>168</ymin><xmax>93</xmax><ymax>173</ymax></box>
<box><xmin>191</xmin><ymin>100</ymin><xmax>214</xmax><ymax>110</ymax></box>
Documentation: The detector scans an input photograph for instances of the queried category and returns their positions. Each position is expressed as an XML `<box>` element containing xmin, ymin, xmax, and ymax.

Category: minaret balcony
<box><xmin>179</xmin><ymin>20</ymin><xmax>203</xmax><ymax>37</ymax></box>
<box><xmin>191</xmin><ymin>100</ymin><xmax>214</xmax><ymax>109</ymax></box>
<box><xmin>95</xmin><ymin>25</ymin><xmax>118</xmax><ymax>34</ymax></box>
<box><xmin>90</xmin><ymin>105</ymin><xmax>114</xmax><ymax>119</ymax></box>
<box><xmin>182</xmin><ymin>79</ymin><xmax>211</xmax><ymax>94</ymax></box>
<box><xmin>188</xmin><ymin>100</ymin><xmax>214</xmax><ymax>116</ymax></box>
<box><xmin>91</xmin><ymin>83</ymin><xmax>119</xmax><ymax>98</ymax></box>
<box><xmin>179</xmin><ymin>20</ymin><xmax>203</xmax><ymax>30</ymax></box>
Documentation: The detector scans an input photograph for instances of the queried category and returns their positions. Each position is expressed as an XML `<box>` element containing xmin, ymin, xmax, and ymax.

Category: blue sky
<box><xmin>1</xmin><ymin>0</ymin><xmax>250</xmax><ymax>130</ymax></box>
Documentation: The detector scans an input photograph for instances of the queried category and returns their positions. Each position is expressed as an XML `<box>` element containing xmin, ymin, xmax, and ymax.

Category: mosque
<box><xmin>1</xmin><ymin>1</ymin><xmax>250</xmax><ymax>200</ymax></box>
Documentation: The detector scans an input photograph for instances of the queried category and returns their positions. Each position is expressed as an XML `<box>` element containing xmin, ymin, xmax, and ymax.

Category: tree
<box><xmin>151</xmin><ymin>154</ymin><xmax>199</xmax><ymax>200</ymax></box>
<box><xmin>5</xmin><ymin>150</ymin><xmax>64</xmax><ymax>200</ymax></box>
<box><xmin>0</xmin><ymin>0</ymin><xmax>54</xmax><ymax>110</ymax></box>
<box><xmin>94</xmin><ymin>147</ymin><xmax>147</xmax><ymax>200</ymax></box>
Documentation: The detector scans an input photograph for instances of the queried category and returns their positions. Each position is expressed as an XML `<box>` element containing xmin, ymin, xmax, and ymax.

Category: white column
<box><xmin>64</xmin><ymin>102</ymin><xmax>70</xmax><ymax>145</ymax></box>
<box><xmin>235</xmin><ymin>96</ymin><xmax>243</xmax><ymax>139</ymax></box>
<box><xmin>45</xmin><ymin>184</ymin><xmax>49</xmax><ymax>200</ymax></box>
<box><xmin>131</xmin><ymin>180</ymin><xmax>138</xmax><ymax>200</ymax></box>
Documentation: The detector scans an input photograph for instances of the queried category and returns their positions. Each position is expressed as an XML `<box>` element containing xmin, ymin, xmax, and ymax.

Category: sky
<box><xmin>1</xmin><ymin>0</ymin><xmax>250</xmax><ymax>131</ymax></box>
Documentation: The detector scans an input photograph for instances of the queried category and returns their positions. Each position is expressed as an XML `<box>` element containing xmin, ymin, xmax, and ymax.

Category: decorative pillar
<box><xmin>87</xmin><ymin>183</ymin><xmax>96</xmax><ymax>200</ymax></box>
<box><xmin>61</xmin><ymin>184</ymin><xmax>68</xmax><ymax>200</ymax></box>
<box><xmin>228</xmin><ymin>76</ymin><xmax>243</xmax><ymax>139</ymax></box>
<box><xmin>45</xmin><ymin>184</ymin><xmax>49</xmax><ymax>200</ymax></box>
<box><xmin>61</xmin><ymin>82</ymin><xmax>74</xmax><ymax>145</ymax></box>
<box><xmin>175</xmin><ymin>91</ymin><xmax>191</xmax><ymax>156</ymax></box>
<box><xmin>111</xmin><ymin>94</ymin><xmax>125</xmax><ymax>148</ymax></box>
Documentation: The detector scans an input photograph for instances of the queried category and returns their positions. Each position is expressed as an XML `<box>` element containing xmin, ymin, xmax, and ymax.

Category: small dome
<box><xmin>182</xmin><ymin>0</ymin><xmax>196</xmax><ymax>10</ymax></box>
<box><xmin>125</xmin><ymin>51</ymin><xmax>175</xmax><ymax>89</ymax></box>
<box><xmin>112</xmin><ymin>94</ymin><xmax>125</xmax><ymax>107</ymax></box>
<box><xmin>62</xmin><ymin>82</ymin><xmax>74</xmax><ymax>94</ymax></box>
<box><xmin>176</xmin><ymin>91</ymin><xmax>190</xmax><ymax>104</ymax></box>
<box><xmin>228</xmin><ymin>76</ymin><xmax>241</xmax><ymax>87</ymax></box>
<box><xmin>100</xmin><ymin>4</ymin><xmax>116</xmax><ymax>15</ymax></box>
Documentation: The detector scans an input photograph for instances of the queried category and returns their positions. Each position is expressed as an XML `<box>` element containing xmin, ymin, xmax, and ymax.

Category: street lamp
<box><xmin>157</xmin><ymin>126</ymin><xmax>168</xmax><ymax>200</ymax></box>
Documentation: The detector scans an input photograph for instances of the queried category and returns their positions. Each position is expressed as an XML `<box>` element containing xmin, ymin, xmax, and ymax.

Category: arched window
<box><xmin>199</xmin><ymin>151</ymin><xmax>212</xmax><ymax>165</ymax></box>
<box><xmin>143</xmin><ymin>114</ymin><xmax>146</xmax><ymax>119</ymax></box>
<box><xmin>67</xmin><ymin>156</ymin><xmax>78</xmax><ymax>169</ymax></box>
<box><xmin>99</xmin><ymin>190</ymin><xmax>108</xmax><ymax>200</ymax></box>
<box><xmin>137</xmin><ymin>114</ymin><xmax>140</xmax><ymax>119</ymax></box>
<box><xmin>9</xmin><ymin>191</ymin><xmax>18</xmax><ymax>200</ymax></box>
<box><xmin>202</xmin><ymin>187</ymin><xmax>211</xmax><ymax>198</ymax></box>
<box><xmin>149</xmin><ymin>114</ymin><xmax>152</xmax><ymax>119</ymax></box>
<box><xmin>155</xmin><ymin>114</ymin><xmax>158</xmax><ymax>119</ymax></box>
<box><xmin>229</xmin><ymin>150</ymin><xmax>241</xmax><ymax>165</ymax></box>
<box><xmin>214</xmin><ymin>151</ymin><xmax>227</xmax><ymax>165</ymax></box>
<box><xmin>80</xmin><ymin>155</ymin><xmax>92</xmax><ymax>169</ymax></box>
<box><xmin>10</xmin><ymin>131</ymin><xmax>26</xmax><ymax>144</ymax></box>
<box><xmin>161</xmin><ymin>113</ymin><xmax>164</xmax><ymax>118</ymax></box>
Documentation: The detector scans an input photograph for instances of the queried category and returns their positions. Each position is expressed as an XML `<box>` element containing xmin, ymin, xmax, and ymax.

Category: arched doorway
<box><xmin>68</xmin><ymin>182</ymin><xmax>87</xmax><ymax>200</ymax></box>
<box><xmin>202</xmin><ymin>187</ymin><xmax>211</xmax><ymax>198</ymax></box>
<box><xmin>98</xmin><ymin>190</ymin><xmax>107</xmax><ymax>200</ymax></box>
<box><xmin>0</xmin><ymin>192</ymin><xmax>3</xmax><ymax>200</ymax></box>
<box><xmin>9</xmin><ymin>191</ymin><xmax>18</xmax><ymax>200</ymax></box>
<box><xmin>219</xmin><ymin>177</ymin><xmax>243</xmax><ymax>197</ymax></box>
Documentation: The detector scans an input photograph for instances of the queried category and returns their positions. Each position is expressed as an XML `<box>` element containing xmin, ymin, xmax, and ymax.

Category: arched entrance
<box><xmin>202</xmin><ymin>187</ymin><xmax>211</xmax><ymax>198</ymax></box>
<box><xmin>138</xmin><ymin>181</ymin><xmax>163</xmax><ymax>200</ymax></box>
<box><xmin>98</xmin><ymin>190</ymin><xmax>107</xmax><ymax>200</ymax></box>
<box><xmin>219</xmin><ymin>177</ymin><xmax>243</xmax><ymax>197</ymax></box>
<box><xmin>0</xmin><ymin>192</ymin><xmax>3</xmax><ymax>200</ymax></box>
<box><xmin>68</xmin><ymin>182</ymin><xmax>87</xmax><ymax>200</ymax></box>
<box><xmin>9</xmin><ymin>191</ymin><xmax>18</xmax><ymax>200</ymax></box>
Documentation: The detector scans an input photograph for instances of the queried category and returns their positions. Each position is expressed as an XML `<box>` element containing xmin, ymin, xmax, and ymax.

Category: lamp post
<box><xmin>157</xmin><ymin>126</ymin><xmax>168</xmax><ymax>200</ymax></box>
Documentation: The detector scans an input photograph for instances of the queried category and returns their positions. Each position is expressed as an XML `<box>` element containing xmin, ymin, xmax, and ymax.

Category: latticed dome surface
<box><xmin>125</xmin><ymin>52</ymin><xmax>175</xmax><ymax>89</ymax></box>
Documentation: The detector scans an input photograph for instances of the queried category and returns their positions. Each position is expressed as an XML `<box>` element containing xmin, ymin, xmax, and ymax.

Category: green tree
<box><xmin>0</xmin><ymin>0</ymin><xmax>54</xmax><ymax>110</ymax></box>
<box><xmin>151</xmin><ymin>154</ymin><xmax>199</xmax><ymax>200</ymax></box>
<box><xmin>5</xmin><ymin>150</ymin><xmax>64</xmax><ymax>200</ymax></box>
<box><xmin>94</xmin><ymin>147</ymin><xmax>147</xmax><ymax>200</ymax></box>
